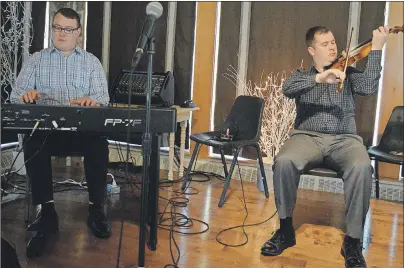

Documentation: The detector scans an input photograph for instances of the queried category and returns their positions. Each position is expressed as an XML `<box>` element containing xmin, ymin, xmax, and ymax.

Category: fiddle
<box><xmin>325</xmin><ymin>25</ymin><xmax>404</xmax><ymax>92</ymax></box>
<box><xmin>337</xmin><ymin>27</ymin><xmax>354</xmax><ymax>92</ymax></box>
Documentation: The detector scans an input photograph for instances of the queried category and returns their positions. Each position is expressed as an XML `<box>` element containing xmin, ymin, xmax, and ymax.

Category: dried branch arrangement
<box><xmin>1</xmin><ymin>1</ymin><xmax>32</xmax><ymax>102</ymax></box>
<box><xmin>223</xmin><ymin>66</ymin><xmax>296</xmax><ymax>162</ymax></box>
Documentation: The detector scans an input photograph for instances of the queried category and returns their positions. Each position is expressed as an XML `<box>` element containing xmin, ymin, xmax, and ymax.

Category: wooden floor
<box><xmin>1</xmin><ymin>162</ymin><xmax>403</xmax><ymax>268</ymax></box>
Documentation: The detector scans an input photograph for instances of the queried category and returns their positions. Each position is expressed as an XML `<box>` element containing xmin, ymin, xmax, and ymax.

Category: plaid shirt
<box><xmin>283</xmin><ymin>50</ymin><xmax>382</xmax><ymax>134</ymax></box>
<box><xmin>10</xmin><ymin>46</ymin><xmax>109</xmax><ymax>105</ymax></box>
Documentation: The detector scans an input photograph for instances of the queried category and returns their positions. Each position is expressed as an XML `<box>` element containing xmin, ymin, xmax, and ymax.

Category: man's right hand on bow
<box><xmin>20</xmin><ymin>89</ymin><xmax>40</xmax><ymax>103</ymax></box>
<box><xmin>315</xmin><ymin>69</ymin><xmax>346</xmax><ymax>84</ymax></box>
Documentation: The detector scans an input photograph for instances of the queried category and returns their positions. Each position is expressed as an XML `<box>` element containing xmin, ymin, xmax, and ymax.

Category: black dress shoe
<box><xmin>261</xmin><ymin>229</ymin><xmax>296</xmax><ymax>256</ymax></box>
<box><xmin>26</xmin><ymin>209</ymin><xmax>59</xmax><ymax>258</ymax></box>
<box><xmin>26</xmin><ymin>232</ymin><xmax>50</xmax><ymax>259</ymax></box>
<box><xmin>341</xmin><ymin>236</ymin><xmax>367</xmax><ymax>268</ymax></box>
<box><xmin>87</xmin><ymin>207</ymin><xmax>111</xmax><ymax>239</ymax></box>
<box><xmin>27</xmin><ymin>209</ymin><xmax>59</xmax><ymax>233</ymax></box>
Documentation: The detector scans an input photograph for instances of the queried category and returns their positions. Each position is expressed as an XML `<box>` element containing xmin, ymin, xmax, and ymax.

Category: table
<box><xmin>167</xmin><ymin>106</ymin><xmax>199</xmax><ymax>180</ymax></box>
<box><xmin>113</xmin><ymin>104</ymin><xmax>199</xmax><ymax>180</ymax></box>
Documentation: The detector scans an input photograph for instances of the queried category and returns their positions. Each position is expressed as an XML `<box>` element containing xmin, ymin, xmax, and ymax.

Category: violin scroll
<box><xmin>390</xmin><ymin>25</ymin><xmax>404</xmax><ymax>34</ymax></box>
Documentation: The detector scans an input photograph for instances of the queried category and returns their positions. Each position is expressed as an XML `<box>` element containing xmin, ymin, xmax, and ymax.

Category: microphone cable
<box><xmin>215</xmin><ymin>159</ymin><xmax>278</xmax><ymax>247</ymax></box>
<box><xmin>166</xmin><ymin>138</ymin><xmax>278</xmax><ymax>249</ymax></box>
<box><xmin>115</xmin><ymin>63</ymin><xmax>137</xmax><ymax>268</ymax></box>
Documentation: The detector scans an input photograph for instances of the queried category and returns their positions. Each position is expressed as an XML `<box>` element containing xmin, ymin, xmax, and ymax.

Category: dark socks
<box><xmin>89</xmin><ymin>203</ymin><xmax>102</xmax><ymax>213</ymax></box>
<box><xmin>344</xmin><ymin>235</ymin><xmax>361</xmax><ymax>245</ymax></box>
<box><xmin>280</xmin><ymin>217</ymin><xmax>294</xmax><ymax>233</ymax></box>
<box><xmin>41</xmin><ymin>202</ymin><xmax>55</xmax><ymax>214</ymax></box>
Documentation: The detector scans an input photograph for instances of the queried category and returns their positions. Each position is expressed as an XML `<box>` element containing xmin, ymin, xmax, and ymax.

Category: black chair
<box><xmin>304</xmin><ymin>167</ymin><xmax>340</xmax><ymax>179</ymax></box>
<box><xmin>368</xmin><ymin>106</ymin><xmax>404</xmax><ymax>199</ymax></box>
<box><xmin>303</xmin><ymin>161</ymin><xmax>375</xmax><ymax>198</ymax></box>
<box><xmin>181</xmin><ymin>95</ymin><xmax>270</xmax><ymax>207</ymax></box>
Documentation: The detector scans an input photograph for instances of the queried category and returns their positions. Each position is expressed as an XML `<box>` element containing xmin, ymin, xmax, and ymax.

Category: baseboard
<box><xmin>1</xmin><ymin>145</ymin><xmax>401</xmax><ymax>204</ymax></box>
<box><xmin>108</xmin><ymin>145</ymin><xmax>404</xmax><ymax>203</ymax></box>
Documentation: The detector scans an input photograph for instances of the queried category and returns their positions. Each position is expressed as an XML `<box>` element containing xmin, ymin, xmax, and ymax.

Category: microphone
<box><xmin>131</xmin><ymin>2</ymin><xmax>164</xmax><ymax>69</ymax></box>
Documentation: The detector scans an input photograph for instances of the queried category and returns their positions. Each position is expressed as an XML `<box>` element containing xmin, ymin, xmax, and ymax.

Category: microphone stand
<box><xmin>138</xmin><ymin>36</ymin><xmax>155</xmax><ymax>268</ymax></box>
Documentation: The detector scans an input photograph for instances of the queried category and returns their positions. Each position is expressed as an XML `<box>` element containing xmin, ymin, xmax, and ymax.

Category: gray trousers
<box><xmin>273</xmin><ymin>130</ymin><xmax>372</xmax><ymax>239</ymax></box>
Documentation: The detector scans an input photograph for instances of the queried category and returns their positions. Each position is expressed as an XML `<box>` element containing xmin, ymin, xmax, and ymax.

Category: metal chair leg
<box><xmin>375</xmin><ymin>160</ymin><xmax>380</xmax><ymax>199</ymax></box>
<box><xmin>218</xmin><ymin>147</ymin><xmax>241</xmax><ymax>208</ymax></box>
<box><xmin>220</xmin><ymin>149</ymin><xmax>229</xmax><ymax>178</ymax></box>
<box><xmin>256</xmin><ymin>145</ymin><xmax>270</xmax><ymax>198</ymax></box>
<box><xmin>181</xmin><ymin>143</ymin><xmax>200</xmax><ymax>190</ymax></box>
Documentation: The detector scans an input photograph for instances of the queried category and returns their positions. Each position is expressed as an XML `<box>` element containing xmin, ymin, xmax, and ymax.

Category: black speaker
<box><xmin>110</xmin><ymin>69</ymin><xmax>174</xmax><ymax>107</ymax></box>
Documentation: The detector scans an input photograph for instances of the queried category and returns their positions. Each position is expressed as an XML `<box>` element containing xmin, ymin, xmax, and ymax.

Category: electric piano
<box><xmin>1</xmin><ymin>103</ymin><xmax>174</xmax><ymax>251</ymax></box>
<box><xmin>1</xmin><ymin>103</ymin><xmax>177</xmax><ymax>135</ymax></box>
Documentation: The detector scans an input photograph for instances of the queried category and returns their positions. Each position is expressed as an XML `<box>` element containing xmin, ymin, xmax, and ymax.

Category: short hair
<box><xmin>53</xmin><ymin>7</ymin><xmax>81</xmax><ymax>28</ymax></box>
<box><xmin>305</xmin><ymin>26</ymin><xmax>331</xmax><ymax>47</ymax></box>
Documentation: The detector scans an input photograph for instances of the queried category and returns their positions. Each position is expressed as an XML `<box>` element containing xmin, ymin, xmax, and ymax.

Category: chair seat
<box><xmin>368</xmin><ymin>146</ymin><xmax>404</xmax><ymax>165</ymax></box>
<box><xmin>190</xmin><ymin>131</ymin><xmax>258</xmax><ymax>148</ymax></box>
<box><xmin>303</xmin><ymin>167</ymin><xmax>340</xmax><ymax>178</ymax></box>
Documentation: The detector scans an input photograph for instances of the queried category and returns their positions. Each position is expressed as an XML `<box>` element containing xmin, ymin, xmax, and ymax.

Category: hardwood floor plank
<box><xmin>1</xmin><ymin>164</ymin><xmax>403</xmax><ymax>268</ymax></box>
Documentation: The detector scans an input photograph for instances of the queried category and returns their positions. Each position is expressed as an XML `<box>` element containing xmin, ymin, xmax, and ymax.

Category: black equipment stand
<box><xmin>138</xmin><ymin>37</ymin><xmax>155</xmax><ymax>268</ymax></box>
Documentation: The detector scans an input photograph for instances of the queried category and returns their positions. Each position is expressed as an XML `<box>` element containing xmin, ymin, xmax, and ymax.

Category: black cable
<box><xmin>4</xmin><ymin>173</ymin><xmax>90</xmax><ymax>193</ymax></box>
<box><xmin>159</xmin><ymin>127</ymin><xmax>277</xmax><ymax>249</ymax></box>
<box><xmin>111</xmin><ymin>141</ymin><xmax>141</xmax><ymax>192</ymax></box>
<box><xmin>1</xmin><ymin>129</ymin><xmax>99</xmax><ymax>198</ymax></box>
<box><xmin>215</xmin><ymin>158</ymin><xmax>278</xmax><ymax>247</ymax></box>
<box><xmin>159</xmin><ymin>187</ymin><xmax>210</xmax><ymax>268</ymax></box>
<box><xmin>3</xmin><ymin>130</ymin><xmax>35</xmax><ymax>182</ymax></box>
<box><xmin>3</xmin><ymin>128</ymin><xmax>52</xmax><ymax>190</ymax></box>
<box><xmin>160</xmin><ymin>138</ymin><xmax>229</xmax><ymax>268</ymax></box>
<box><xmin>174</xmin><ymin>142</ymin><xmax>226</xmax><ymax>182</ymax></box>
<box><xmin>159</xmin><ymin>138</ymin><xmax>226</xmax><ymax>188</ymax></box>
<box><xmin>115</xmin><ymin>66</ymin><xmax>137</xmax><ymax>268</ymax></box>
<box><xmin>5</xmin><ymin>136</ymin><xmax>142</xmax><ymax>196</ymax></box>
<box><xmin>2</xmin><ymin>148</ymin><xmax>143</xmax><ymax>200</ymax></box>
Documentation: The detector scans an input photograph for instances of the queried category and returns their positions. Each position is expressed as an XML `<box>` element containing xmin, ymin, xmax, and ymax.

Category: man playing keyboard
<box><xmin>10</xmin><ymin>7</ymin><xmax>111</xmax><ymax>258</ymax></box>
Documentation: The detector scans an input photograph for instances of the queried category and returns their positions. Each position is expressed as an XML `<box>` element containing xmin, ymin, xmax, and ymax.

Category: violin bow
<box><xmin>337</xmin><ymin>27</ymin><xmax>354</xmax><ymax>93</ymax></box>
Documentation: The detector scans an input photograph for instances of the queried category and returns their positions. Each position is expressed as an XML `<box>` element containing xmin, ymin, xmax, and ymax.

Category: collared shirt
<box><xmin>282</xmin><ymin>50</ymin><xmax>382</xmax><ymax>135</ymax></box>
<box><xmin>10</xmin><ymin>46</ymin><xmax>109</xmax><ymax>105</ymax></box>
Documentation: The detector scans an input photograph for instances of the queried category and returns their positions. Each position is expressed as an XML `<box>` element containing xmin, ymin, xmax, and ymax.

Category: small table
<box><xmin>168</xmin><ymin>106</ymin><xmax>199</xmax><ymax>180</ymax></box>
<box><xmin>113</xmin><ymin>104</ymin><xmax>199</xmax><ymax>180</ymax></box>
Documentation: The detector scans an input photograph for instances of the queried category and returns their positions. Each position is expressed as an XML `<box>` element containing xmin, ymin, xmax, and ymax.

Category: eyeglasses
<box><xmin>52</xmin><ymin>25</ymin><xmax>79</xmax><ymax>34</ymax></box>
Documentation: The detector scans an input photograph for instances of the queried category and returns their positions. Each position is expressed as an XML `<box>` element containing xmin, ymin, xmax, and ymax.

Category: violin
<box><xmin>324</xmin><ymin>25</ymin><xmax>404</xmax><ymax>92</ymax></box>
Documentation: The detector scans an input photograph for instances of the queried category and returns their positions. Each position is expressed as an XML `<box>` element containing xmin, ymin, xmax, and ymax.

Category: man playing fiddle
<box><xmin>10</xmin><ymin>8</ymin><xmax>111</xmax><ymax>258</ymax></box>
<box><xmin>260</xmin><ymin>25</ymin><xmax>389</xmax><ymax>268</ymax></box>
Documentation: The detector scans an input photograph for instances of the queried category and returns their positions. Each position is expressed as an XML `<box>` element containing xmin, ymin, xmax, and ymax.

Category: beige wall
<box><xmin>190</xmin><ymin>1</ymin><xmax>403</xmax><ymax>171</ymax></box>
<box><xmin>377</xmin><ymin>1</ymin><xmax>404</xmax><ymax>179</ymax></box>
<box><xmin>190</xmin><ymin>2</ymin><xmax>217</xmax><ymax>158</ymax></box>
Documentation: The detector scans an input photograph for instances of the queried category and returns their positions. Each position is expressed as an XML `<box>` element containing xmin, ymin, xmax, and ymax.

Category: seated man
<box><xmin>260</xmin><ymin>25</ymin><xmax>389</xmax><ymax>268</ymax></box>
<box><xmin>10</xmin><ymin>8</ymin><xmax>111</xmax><ymax>258</ymax></box>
